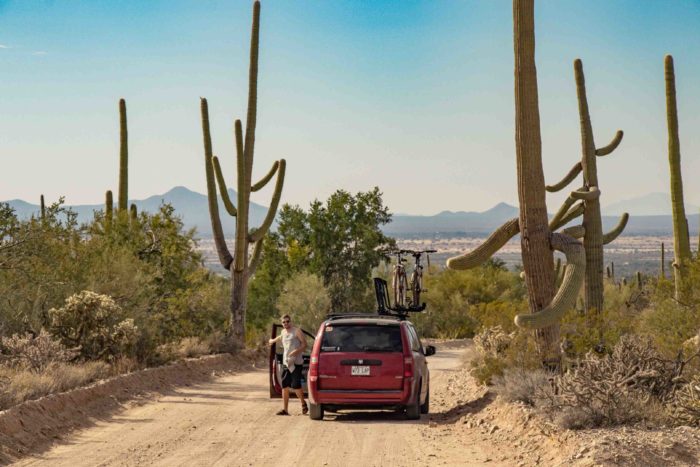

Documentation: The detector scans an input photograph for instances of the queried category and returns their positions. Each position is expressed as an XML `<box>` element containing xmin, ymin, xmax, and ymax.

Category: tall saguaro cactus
<box><xmin>118</xmin><ymin>98</ymin><xmax>129</xmax><ymax>212</ymax></box>
<box><xmin>448</xmin><ymin>0</ymin><xmax>584</xmax><ymax>359</ymax></box>
<box><xmin>545</xmin><ymin>60</ymin><xmax>628</xmax><ymax>314</ymax></box>
<box><xmin>665</xmin><ymin>55</ymin><xmax>691</xmax><ymax>301</ymax></box>
<box><xmin>202</xmin><ymin>1</ymin><xmax>286</xmax><ymax>346</ymax></box>
<box><xmin>105</xmin><ymin>190</ymin><xmax>113</xmax><ymax>234</ymax></box>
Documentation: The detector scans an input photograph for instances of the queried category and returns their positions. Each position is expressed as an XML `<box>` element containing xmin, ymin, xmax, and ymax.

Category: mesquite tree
<box><xmin>202</xmin><ymin>1</ymin><xmax>286</xmax><ymax>346</ymax></box>
<box><xmin>545</xmin><ymin>59</ymin><xmax>628</xmax><ymax>314</ymax></box>
<box><xmin>665</xmin><ymin>55</ymin><xmax>691</xmax><ymax>301</ymax></box>
<box><xmin>448</xmin><ymin>0</ymin><xmax>584</xmax><ymax>359</ymax></box>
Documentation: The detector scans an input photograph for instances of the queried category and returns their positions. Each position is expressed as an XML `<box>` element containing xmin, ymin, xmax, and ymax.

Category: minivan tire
<box><xmin>309</xmin><ymin>403</ymin><xmax>324</xmax><ymax>420</ymax></box>
<box><xmin>405</xmin><ymin>383</ymin><xmax>421</xmax><ymax>420</ymax></box>
<box><xmin>420</xmin><ymin>385</ymin><xmax>429</xmax><ymax>414</ymax></box>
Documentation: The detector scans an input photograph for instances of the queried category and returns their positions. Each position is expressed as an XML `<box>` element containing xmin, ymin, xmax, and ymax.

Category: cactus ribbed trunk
<box><xmin>574</xmin><ymin>60</ymin><xmax>605</xmax><ymax>314</ymax></box>
<box><xmin>660</xmin><ymin>242</ymin><xmax>665</xmax><ymax>279</ymax></box>
<box><xmin>40</xmin><ymin>195</ymin><xmax>45</xmax><ymax>220</ymax></box>
<box><xmin>118</xmin><ymin>99</ymin><xmax>128</xmax><ymax>212</ymax></box>
<box><xmin>202</xmin><ymin>1</ymin><xmax>286</xmax><ymax>348</ymax></box>
<box><xmin>665</xmin><ymin>55</ymin><xmax>691</xmax><ymax>301</ymax></box>
<box><xmin>513</xmin><ymin>0</ymin><xmax>557</xmax><ymax>356</ymax></box>
<box><xmin>105</xmin><ymin>190</ymin><xmax>113</xmax><ymax>233</ymax></box>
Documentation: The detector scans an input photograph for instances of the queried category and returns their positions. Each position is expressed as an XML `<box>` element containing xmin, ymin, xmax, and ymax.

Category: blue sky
<box><xmin>1</xmin><ymin>0</ymin><xmax>700</xmax><ymax>215</ymax></box>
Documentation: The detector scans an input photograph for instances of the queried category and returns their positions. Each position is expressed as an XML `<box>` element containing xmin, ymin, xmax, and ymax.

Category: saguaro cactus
<box><xmin>660</xmin><ymin>242</ymin><xmax>665</xmax><ymax>279</ymax></box>
<box><xmin>105</xmin><ymin>190</ymin><xmax>113</xmax><ymax>233</ymax></box>
<box><xmin>40</xmin><ymin>195</ymin><xmax>46</xmax><ymax>220</ymax></box>
<box><xmin>545</xmin><ymin>59</ymin><xmax>628</xmax><ymax>315</ymax></box>
<box><xmin>665</xmin><ymin>55</ymin><xmax>691</xmax><ymax>301</ymax></box>
<box><xmin>448</xmin><ymin>0</ymin><xmax>584</xmax><ymax>359</ymax></box>
<box><xmin>202</xmin><ymin>1</ymin><xmax>286</xmax><ymax>346</ymax></box>
<box><xmin>118</xmin><ymin>99</ymin><xmax>129</xmax><ymax>212</ymax></box>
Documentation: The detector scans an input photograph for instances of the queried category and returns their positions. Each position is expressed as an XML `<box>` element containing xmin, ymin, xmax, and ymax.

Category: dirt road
<box><xmin>14</xmin><ymin>342</ymin><xmax>498</xmax><ymax>467</ymax></box>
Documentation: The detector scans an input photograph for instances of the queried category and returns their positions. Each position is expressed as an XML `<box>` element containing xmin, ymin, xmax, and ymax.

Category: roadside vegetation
<box><xmin>0</xmin><ymin>200</ymin><xmax>229</xmax><ymax>410</ymax></box>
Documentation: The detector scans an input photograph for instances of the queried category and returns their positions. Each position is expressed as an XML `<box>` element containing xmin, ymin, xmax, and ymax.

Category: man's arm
<box><xmin>268</xmin><ymin>334</ymin><xmax>282</xmax><ymax>346</ymax></box>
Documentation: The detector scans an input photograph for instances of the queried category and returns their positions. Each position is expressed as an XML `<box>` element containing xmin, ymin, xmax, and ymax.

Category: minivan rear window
<box><xmin>321</xmin><ymin>325</ymin><xmax>403</xmax><ymax>352</ymax></box>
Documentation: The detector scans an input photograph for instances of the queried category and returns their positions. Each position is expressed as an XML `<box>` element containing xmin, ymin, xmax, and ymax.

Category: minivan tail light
<box><xmin>309</xmin><ymin>355</ymin><xmax>319</xmax><ymax>382</ymax></box>
<box><xmin>403</xmin><ymin>356</ymin><xmax>414</xmax><ymax>378</ymax></box>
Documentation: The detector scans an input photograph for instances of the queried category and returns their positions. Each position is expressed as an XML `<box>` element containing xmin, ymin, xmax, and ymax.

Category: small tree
<box><xmin>276</xmin><ymin>272</ymin><xmax>331</xmax><ymax>331</ymax></box>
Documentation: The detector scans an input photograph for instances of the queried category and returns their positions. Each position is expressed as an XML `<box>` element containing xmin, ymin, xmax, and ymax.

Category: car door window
<box><xmin>406</xmin><ymin>325</ymin><xmax>421</xmax><ymax>353</ymax></box>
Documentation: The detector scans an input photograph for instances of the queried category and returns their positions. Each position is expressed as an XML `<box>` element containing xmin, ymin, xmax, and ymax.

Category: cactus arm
<box><xmin>550</xmin><ymin>202</ymin><xmax>584</xmax><ymax>231</ymax></box>
<box><xmin>546</xmin><ymin>162</ymin><xmax>582</xmax><ymax>192</ymax></box>
<box><xmin>248</xmin><ymin>238</ymin><xmax>264</xmax><ymax>275</ymax></box>
<box><xmin>118</xmin><ymin>98</ymin><xmax>129</xmax><ymax>212</ymax></box>
<box><xmin>602</xmin><ymin>213</ymin><xmax>629</xmax><ymax>245</ymax></box>
<box><xmin>561</xmin><ymin>225</ymin><xmax>585</xmax><ymax>239</ymax></box>
<box><xmin>201</xmin><ymin>98</ymin><xmax>233</xmax><ymax>270</ymax></box>
<box><xmin>446</xmin><ymin>218</ymin><xmax>520</xmax><ymax>270</ymax></box>
<box><xmin>251</xmin><ymin>160</ymin><xmax>280</xmax><ymax>192</ymax></box>
<box><xmin>212</xmin><ymin>156</ymin><xmax>238</xmax><ymax>216</ymax></box>
<box><xmin>249</xmin><ymin>159</ymin><xmax>286</xmax><ymax>243</ymax></box>
<box><xmin>130</xmin><ymin>203</ymin><xmax>138</xmax><ymax>222</ymax></box>
<box><xmin>515</xmin><ymin>233</ymin><xmax>585</xmax><ymax>329</ymax></box>
<box><xmin>243</xmin><ymin>1</ymin><xmax>261</xmax><ymax>177</ymax></box>
<box><xmin>570</xmin><ymin>186</ymin><xmax>600</xmax><ymax>201</ymax></box>
<box><xmin>595</xmin><ymin>130</ymin><xmax>624</xmax><ymax>156</ymax></box>
<box><xmin>549</xmin><ymin>196</ymin><xmax>576</xmax><ymax>230</ymax></box>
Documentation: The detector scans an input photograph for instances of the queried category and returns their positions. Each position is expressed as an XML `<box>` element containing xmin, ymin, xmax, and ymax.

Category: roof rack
<box><xmin>325</xmin><ymin>313</ymin><xmax>402</xmax><ymax>321</ymax></box>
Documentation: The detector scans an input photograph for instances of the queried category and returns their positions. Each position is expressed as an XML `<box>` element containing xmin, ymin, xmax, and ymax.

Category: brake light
<box><xmin>403</xmin><ymin>356</ymin><xmax>414</xmax><ymax>378</ymax></box>
<box><xmin>309</xmin><ymin>354</ymin><xmax>319</xmax><ymax>382</ymax></box>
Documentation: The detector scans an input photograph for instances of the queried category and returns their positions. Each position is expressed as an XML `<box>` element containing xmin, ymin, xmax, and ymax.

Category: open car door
<box><xmin>269</xmin><ymin>324</ymin><xmax>316</xmax><ymax>398</ymax></box>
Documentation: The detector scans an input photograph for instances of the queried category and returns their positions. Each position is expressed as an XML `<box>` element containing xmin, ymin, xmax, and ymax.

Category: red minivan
<box><xmin>305</xmin><ymin>314</ymin><xmax>435</xmax><ymax>420</ymax></box>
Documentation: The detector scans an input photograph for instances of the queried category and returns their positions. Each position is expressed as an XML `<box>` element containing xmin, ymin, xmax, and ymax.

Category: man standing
<box><xmin>269</xmin><ymin>314</ymin><xmax>308</xmax><ymax>415</ymax></box>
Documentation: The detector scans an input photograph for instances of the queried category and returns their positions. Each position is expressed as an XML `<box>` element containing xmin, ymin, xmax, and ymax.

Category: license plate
<box><xmin>351</xmin><ymin>365</ymin><xmax>370</xmax><ymax>376</ymax></box>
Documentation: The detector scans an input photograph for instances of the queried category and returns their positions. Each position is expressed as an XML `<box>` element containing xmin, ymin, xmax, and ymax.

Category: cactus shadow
<box><xmin>431</xmin><ymin>391</ymin><xmax>495</xmax><ymax>425</ymax></box>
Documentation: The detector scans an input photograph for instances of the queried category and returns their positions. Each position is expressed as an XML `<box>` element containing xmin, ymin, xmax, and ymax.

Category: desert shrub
<box><xmin>637</xmin><ymin>297</ymin><xmax>700</xmax><ymax>357</ymax></box>
<box><xmin>470</xmin><ymin>327</ymin><xmax>541</xmax><ymax>385</ymax></box>
<box><xmin>0</xmin><ymin>329</ymin><xmax>77</xmax><ymax>371</ymax></box>
<box><xmin>544</xmin><ymin>335</ymin><xmax>681</xmax><ymax>428</ymax></box>
<box><xmin>492</xmin><ymin>367</ymin><xmax>552</xmax><ymax>406</ymax></box>
<box><xmin>49</xmin><ymin>291</ymin><xmax>139</xmax><ymax>361</ymax></box>
<box><xmin>275</xmin><ymin>272</ymin><xmax>331</xmax><ymax>332</ymax></box>
<box><xmin>473</xmin><ymin>325</ymin><xmax>514</xmax><ymax>357</ymax></box>
<box><xmin>669</xmin><ymin>374</ymin><xmax>700</xmax><ymax>426</ymax></box>
<box><xmin>0</xmin><ymin>361</ymin><xmax>110</xmax><ymax>410</ymax></box>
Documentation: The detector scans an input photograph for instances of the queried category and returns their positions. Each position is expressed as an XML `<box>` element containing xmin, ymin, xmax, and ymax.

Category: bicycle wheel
<box><xmin>411</xmin><ymin>271</ymin><xmax>422</xmax><ymax>308</ymax></box>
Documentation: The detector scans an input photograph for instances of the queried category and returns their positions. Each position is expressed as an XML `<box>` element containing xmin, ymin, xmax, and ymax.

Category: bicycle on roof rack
<box><xmin>373</xmin><ymin>248</ymin><xmax>437</xmax><ymax>316</ymax></box>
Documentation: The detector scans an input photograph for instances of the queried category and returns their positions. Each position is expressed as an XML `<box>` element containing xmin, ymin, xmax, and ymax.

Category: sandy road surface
<box><xmin>14</xmin><ymin>342</ymin><xmax>499</xmax><ymax>467</ymax></box>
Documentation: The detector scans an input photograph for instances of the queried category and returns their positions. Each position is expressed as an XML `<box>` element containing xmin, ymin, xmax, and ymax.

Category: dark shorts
<box><xmin>281</xmin><ymin>364</ymin><xmax>303</xmax><ymax>389</ymax></box>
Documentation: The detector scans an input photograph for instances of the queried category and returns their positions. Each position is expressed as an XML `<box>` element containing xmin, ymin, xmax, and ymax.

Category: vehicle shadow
<box><xmin>327</xmin><ymin>411</ymin><xmax>427</xmax><ymax>425</ymax></box>
<box><xmin>430</xmin><ymin>391</ymin><xmax>495</xmax><ymax>425</ymax></box>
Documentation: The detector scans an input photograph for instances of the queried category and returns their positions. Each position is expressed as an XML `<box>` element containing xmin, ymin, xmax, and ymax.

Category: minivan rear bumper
<box><xmin>309</xmin><ymin>378</ymin><xmax>416</xmax><ymax>406</ymax></box>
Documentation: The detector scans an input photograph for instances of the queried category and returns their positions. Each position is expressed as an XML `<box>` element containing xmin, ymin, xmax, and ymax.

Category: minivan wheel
<box><xmin>405</xmin><ymin>384</ymin><xmax>421</xmax><ymax>420</ymax></box>
<box><xmin>420</xmin><ymin>384</ymin><xmax>430</xmax><ymax>414</ymax></box>
<box><xmin>309</xmin><ymin>403</ymin><xmax>324</xmax><ymax>420</ymax></box>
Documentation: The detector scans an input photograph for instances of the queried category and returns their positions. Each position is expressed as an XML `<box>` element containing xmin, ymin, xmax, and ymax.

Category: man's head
<box><xmin>281</xmin><ymin>314</ymin><xmax>291</xmax><ymax>329</ymax></box>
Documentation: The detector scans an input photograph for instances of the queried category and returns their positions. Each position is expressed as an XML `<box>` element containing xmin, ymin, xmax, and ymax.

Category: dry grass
<box><xmin>0</xmin><ymin>361</ymin><xmax>110</xmax><ymax>410</ymax></box>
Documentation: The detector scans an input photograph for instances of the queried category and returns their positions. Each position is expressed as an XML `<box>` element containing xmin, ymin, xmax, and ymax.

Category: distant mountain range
<box><xmin>3</xmin><ymin>188</ymin><xmax>698</xmax><ymax>238</ymax></box>
<box><xmin>3</xmin><ymin>186</ymin><xmax>272</xmax><ymax>236</ymax></box>
<box><xmin>602</xmin><ymin>192</ymin><xmax>699</xmax><ymax>217</ymax></box>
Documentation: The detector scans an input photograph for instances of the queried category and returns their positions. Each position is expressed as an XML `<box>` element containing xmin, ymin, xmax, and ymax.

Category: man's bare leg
<box><xmin>294</xmin><ymin>388</ymin><xmax>305</xmax><ymax>409</ymax></box>
<box><xmin>282</xmin><ymin>388</ymin><xmax>290</xmax><ymax>412</ymax></box>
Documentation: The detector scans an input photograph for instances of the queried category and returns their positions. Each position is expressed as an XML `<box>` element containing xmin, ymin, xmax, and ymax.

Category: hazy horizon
<box><xmin>2</xmin><ymin>0</ymin><xmax>700</xmax><ymax>215</ymax></box>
